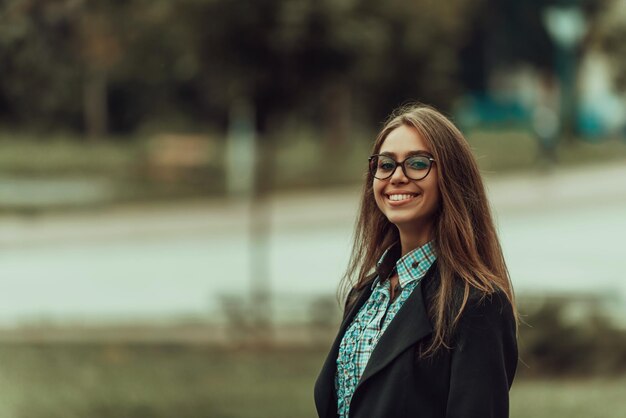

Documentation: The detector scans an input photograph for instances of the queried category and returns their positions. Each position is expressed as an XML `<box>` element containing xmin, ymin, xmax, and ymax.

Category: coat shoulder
<box><xmin>463</xmin><ymin>286</ymin><xmax>515</xmax><ymax>319</ymax></box>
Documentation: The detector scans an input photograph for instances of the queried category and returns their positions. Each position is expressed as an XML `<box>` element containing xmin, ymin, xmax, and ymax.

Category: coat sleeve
<box><xmin>445</xmin><ymin>291</ymin><xmax>518</xmax><ymax>418</ymax></box>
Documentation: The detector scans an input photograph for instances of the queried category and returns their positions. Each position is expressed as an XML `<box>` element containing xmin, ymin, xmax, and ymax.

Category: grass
<box><xmin>0</xmin><ymin>343</ymin><xmax>320</xmax><ymax>418</ymax></box>
<box><xmin>0</xmin><ymin>134</ymin><xmax>139</xmax><ymax>176</ymax></box>
<box><xmin>1</xmin><ymin>129</ymin><xmax>625</xmax><ymax>212</ymax></box>
<box><xmin>2</xmin><ymin>129</ymin><xmax>625</xmax><ymax>180</ymax></box>
<box><xmin>466</xmin><ymin>129</ymin><xmax>626</xmax><ymax>174</ymax></box>
<box><xmin>0</xmin><ymin>342</ymin><xmax>624</xmax><ymax>418</ymax></box>
<box><xmin>512</xmin><ymin>378</ymin><xmax>626</xmax><ymax>418</ymax></box>
<box><xmin>0</xmin><ymin>133</ymin><xmax>224</xmax><ymax>211</ymax></box>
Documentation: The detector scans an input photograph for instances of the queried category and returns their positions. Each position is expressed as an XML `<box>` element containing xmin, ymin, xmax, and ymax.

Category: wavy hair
<box><xmin>340</xmin><ymin>103</ymin><xmax>518</xmax><ymax>356</ymax></box>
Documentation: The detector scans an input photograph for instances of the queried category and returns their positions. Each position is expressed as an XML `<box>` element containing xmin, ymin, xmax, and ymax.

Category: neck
<box><xmin>398</xmin><ymin>224</ymin><xmax>433</xmax><ymax>256</ymax></box>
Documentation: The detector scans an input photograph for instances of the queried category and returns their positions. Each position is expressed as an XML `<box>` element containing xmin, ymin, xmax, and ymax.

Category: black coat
<box><xmin>314</xmin><ymin>264</ymin><xmax>518</xmax><ymax>418</ymax></box>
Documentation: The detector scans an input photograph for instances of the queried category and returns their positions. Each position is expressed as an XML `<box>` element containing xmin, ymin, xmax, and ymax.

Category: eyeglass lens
<box><xmin>370</xmin><ymin>155</ymin><xmax>432</xmax><ymax>180</ymax></box>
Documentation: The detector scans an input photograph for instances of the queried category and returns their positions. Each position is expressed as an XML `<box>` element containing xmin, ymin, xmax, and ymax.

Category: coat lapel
<box><xmin>314</xmin><ymin>283</ymin><xmax>374</xmax><ymax>418</ymax></box>
<box><xmin>315</xmin><ymin>263</ymin><xmax>437</xmax><ymax>417</ymax></box>
<box><xmin>355</xmin><ymin>264</ymin><xmax>436</xmax><ymax>389</ymax></box>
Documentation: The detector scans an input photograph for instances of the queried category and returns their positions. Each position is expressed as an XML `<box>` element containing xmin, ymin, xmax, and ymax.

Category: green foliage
<box><xmin>518</xmin><ymin>297</ymin><xmax>626</xmax><ymax>377</ymax></box>
<box><xmin>1</xmin><ymin>0</ymin><xmax>618</xmax><ymax>138</ymax></box>
<box><xmin>511</xmin><ymin>378</ymin><xmax>626</xmax><ymax>418</ymax></box>
<box><xmin>0</xmin><ymin>0</ymin><xmax>496</xmax><ymax>136</ymax></box>
<box><xmin>0</xmin><ymin>0</ymin><xmax>83</xmax><ymax>128</ymax></box>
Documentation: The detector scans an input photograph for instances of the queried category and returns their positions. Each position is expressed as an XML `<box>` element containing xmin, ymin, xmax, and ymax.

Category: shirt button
<box><xmin>412</xmin><ymin>261</ymin><xmax>419</xmax><ymax>268</ymax></box>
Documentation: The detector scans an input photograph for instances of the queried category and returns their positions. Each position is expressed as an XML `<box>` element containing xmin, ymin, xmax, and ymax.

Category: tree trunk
<box><xmin>324</xmin><ymin>82</ymin><xmax>352</xmax><ymax>151</ymax></box>
<box><xmin>83</xmin><ymin>68</ymin><xmax>108</xmax><ymax>141</ymax></box>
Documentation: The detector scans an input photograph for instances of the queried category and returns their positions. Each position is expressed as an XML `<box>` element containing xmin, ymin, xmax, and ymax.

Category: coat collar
<box><xmin>314</xmin><ymin>262</ymin><xmax>438</xmax><ymax>418</ymax></box>
<box><xmin>356</xmin><ymin>264</ymin><xmax>434</xmax><ymax>388</ymax></box>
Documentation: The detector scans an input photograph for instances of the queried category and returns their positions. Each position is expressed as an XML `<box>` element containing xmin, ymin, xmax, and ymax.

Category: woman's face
<box><xmin>373</xmin><ymin>124</ymin><xmax>441</xmax><ymax>235</ymax></box>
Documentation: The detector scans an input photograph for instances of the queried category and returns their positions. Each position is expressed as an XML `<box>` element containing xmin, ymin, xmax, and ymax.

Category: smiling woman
<box><xmin>371</xmin><ymin>125</ymin><xmax>441</xmax><ymax>250</ymax></box>
<box><xmin>314</xmin><ymin>104</ymin><xmax>519</xmax><ymax>418</ymax></box>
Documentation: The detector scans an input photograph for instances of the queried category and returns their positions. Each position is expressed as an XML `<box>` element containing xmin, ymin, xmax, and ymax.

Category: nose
<box><xmin>389</xmin><ymin>163</ymin><xmax>408</xmax><ymax>184</ymax></box>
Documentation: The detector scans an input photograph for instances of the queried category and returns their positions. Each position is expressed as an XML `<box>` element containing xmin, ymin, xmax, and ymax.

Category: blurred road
<box><xmin>0</xmin><ymin>161</ymin><xmax>625</xmax><ymax>325</ymax></box>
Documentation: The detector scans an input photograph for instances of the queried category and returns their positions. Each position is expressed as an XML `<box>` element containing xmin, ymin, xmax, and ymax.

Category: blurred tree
<box><xmin>595</xmin><ymin>0</ymin><xmax>626</xmax><ymax>92</ymax></box>
<box><xmin>0</xmin><ymin>0</ymin><xmax>84</xmax><ymax>131</ymax></box>
<box><xmin>176</xmin><ymin>0</ymin><xmax>357</xmax><ymax>139</ymax></box>
<box><xmin>0</xmin><ymin>0</ymin><xmax>611</xmax><ymax>139</ymax></box>
<box><xmin>0</xmin><ymin>0</ymin><xmax>489</xmax><ymax>137</ymax></box>
<box><xmin>348</xmin><ymin>0</ymin><xmax>485</xmax><ymax>122</ymax></box>
<box><xmin>78</xmin><ymin>2</ymin><xmax>123</xmax><ymax>140</ymax></box>
<box><xmin>0</xmin><ymin>0</ymin><xmax>125</xmax><ymax>138</ymax></box>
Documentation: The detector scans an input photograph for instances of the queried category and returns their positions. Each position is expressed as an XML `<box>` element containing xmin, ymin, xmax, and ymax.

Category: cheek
<box><xmin>427</xmin><ymin>180</ymin><xmax>441</xmax><ymax>207</ymax></box>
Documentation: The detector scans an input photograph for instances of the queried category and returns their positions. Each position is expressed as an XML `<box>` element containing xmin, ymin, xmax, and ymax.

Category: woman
<box><xmin>314</xmin><ymin>104</ymin><xmax>518</xmax><ymax>418</ymax></box>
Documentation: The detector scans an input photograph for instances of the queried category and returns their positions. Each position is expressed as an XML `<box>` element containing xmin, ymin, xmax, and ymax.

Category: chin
<box><xmin>387</xmin><ymin>216</ymin><xmax>420</xmax><ymax>229</ymax></box>
<box><xmin>387</xmin><ymin>213</ymin><xmax>437</xmax><ymax>232</ymax></box>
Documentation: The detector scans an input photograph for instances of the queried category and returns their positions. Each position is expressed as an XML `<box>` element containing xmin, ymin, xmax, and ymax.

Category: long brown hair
<box><xmin>340</xmin><ymin>103</ymin><xmax>518</xmax><ymax>356</ymax></box>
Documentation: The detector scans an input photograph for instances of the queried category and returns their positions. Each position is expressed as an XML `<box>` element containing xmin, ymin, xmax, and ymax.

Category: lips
<box><xmin>387</xmin><ymin>193</ymin><xmax>417</xmax><ymax>201</ymax></box>
<box><xmin>385</xmin><ymin>192</ymin><xmax>420</xmax><ymax>205</ymax></box>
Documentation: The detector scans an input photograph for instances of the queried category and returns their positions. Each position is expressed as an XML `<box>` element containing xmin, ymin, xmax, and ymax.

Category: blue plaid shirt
<box><xmin>335</xmin><ymin>241</ymin><xmax>437</xmax><ymax>418</ymax></box>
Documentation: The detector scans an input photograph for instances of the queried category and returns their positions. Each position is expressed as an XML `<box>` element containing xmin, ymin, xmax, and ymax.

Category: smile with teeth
<box><xmin>387</xmin><ymin>193</ymin><xmax>419</xmax><ymax>202</ymax></box>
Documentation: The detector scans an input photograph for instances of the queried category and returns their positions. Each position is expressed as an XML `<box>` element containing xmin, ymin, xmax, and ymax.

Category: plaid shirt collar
<box><xmin>371</xmin><ymin>240</ymin><xmax>437</xmax><ymax>290</ymax></box>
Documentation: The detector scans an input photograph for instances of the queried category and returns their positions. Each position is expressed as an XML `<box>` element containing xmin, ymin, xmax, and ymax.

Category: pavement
<box><xmin>1</xmin><ymin>161</ymin><xmax>626</xmax><ymax>247</ymax></box>
<box><xmin>0</xmin><ymin>161</ymin><xmax>625</xmax><ymax>330</ymax></box>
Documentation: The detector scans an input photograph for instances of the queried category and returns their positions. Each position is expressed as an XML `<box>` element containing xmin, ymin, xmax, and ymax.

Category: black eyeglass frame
<box><xmin>368</xmin><ymin>154</ymin><xmax>436</xmax><ymax>181</ymax></box>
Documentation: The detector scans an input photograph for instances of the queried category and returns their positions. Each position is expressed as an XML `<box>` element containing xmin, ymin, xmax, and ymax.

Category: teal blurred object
<box><xmin>455</xmin><ymin>93</ymin><xmax>531</xmax><ymax>129</ymax></box>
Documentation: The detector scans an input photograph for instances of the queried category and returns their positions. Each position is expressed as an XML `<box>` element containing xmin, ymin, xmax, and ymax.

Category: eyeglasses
<box><xmin>368</xmin><ymin>154</ymin><xmax>436</xmax><ymax>180</ymax></box>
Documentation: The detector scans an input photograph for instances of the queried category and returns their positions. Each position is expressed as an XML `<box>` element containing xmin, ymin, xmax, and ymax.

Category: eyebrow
<box><xmin>379</xmin><ymin>150</ymin><xmax>433</xmax><ymax>158</ymax></box>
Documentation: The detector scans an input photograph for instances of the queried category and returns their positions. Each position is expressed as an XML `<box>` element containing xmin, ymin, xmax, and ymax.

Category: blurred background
<box><xmin>1</xmin><ymin>0</ymin><xmax>626</xmax><ymax>417</ymax></box>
